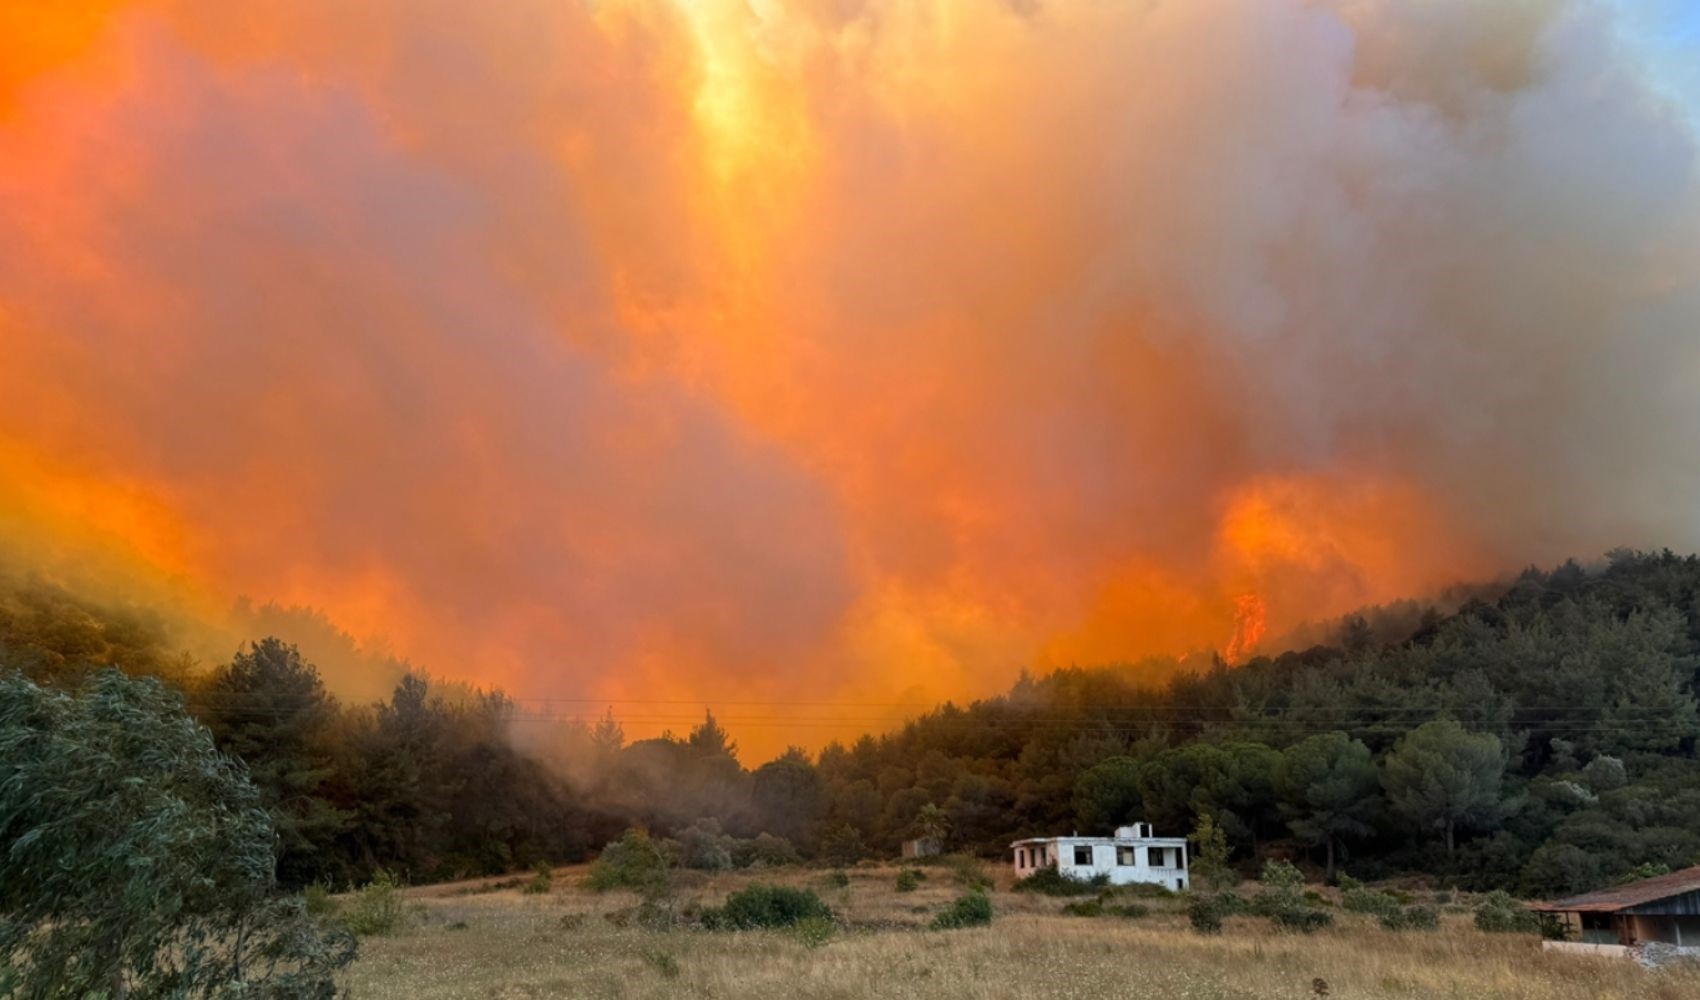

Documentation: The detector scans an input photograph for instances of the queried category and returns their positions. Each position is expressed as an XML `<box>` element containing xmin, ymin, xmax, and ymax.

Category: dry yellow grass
<box><xmin>339</xmin><ymin>865</ymin><xmax>1700</xmax><ymax>1000</ymax></box>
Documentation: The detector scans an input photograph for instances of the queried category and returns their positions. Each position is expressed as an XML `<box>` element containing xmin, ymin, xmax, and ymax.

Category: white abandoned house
<box><xmin>1532</xmin><ymin>865</ymin><xmax>1700</xmax><ymax>958</ymax></box>
<box><xmin>1010</xmin><ymin>822</ymin><xmax>1189</xmax><ymax>891</ymax></box>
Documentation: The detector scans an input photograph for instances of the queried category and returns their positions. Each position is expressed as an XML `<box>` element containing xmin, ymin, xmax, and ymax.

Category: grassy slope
<box><xmin>340</xmin><ymin>865</ymin><xmax>1698</xmax><ymax>1000</ymax></box>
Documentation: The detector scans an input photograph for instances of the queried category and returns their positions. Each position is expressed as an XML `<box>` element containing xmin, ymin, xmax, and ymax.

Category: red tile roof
<box><xmin>1529</xmin><ymin>865</ymin><xmax>1700</xmax><ymax>913</ymax></box>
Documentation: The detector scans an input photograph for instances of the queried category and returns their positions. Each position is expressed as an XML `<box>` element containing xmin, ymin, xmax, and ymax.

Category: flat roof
<box><xmin>1010</xmin><ymin>835</ymin><xmax>1186</xmax><ymax>846</ymax></box>
<box><xmin>1529</xmin><ymin>865</ymin><xmax>1700</xmax><ymax>913</ymax></box>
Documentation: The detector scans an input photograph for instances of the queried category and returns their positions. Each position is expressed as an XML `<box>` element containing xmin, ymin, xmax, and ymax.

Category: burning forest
<box><xmin>1</xmin><ymin>0</ymin><xmax>1697</xmax><ymax>758</ymax></box>
<box><xmin>3</xmin><ymin>3</ymin><xmax>1700</xmax><ymax>995</ymax></box>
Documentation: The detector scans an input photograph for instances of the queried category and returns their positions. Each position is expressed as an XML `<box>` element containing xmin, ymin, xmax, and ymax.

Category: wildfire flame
<box><xmin>1224</xmin><ymin>593</ymin><xmax>1268</xmax><ymax>664</ymax></box>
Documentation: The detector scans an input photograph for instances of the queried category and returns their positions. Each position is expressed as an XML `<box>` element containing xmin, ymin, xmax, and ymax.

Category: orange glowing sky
<box><xmin>2</xmin><ymin>0</ymin><xmax>1698</xmax><ymax>757</ymax></box>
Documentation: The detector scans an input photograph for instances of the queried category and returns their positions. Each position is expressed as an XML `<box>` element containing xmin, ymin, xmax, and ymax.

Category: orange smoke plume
<box><xmin>0</xmin><ymin>0</ymin><xmax>1697</xmax><ymax>756</ymax></box>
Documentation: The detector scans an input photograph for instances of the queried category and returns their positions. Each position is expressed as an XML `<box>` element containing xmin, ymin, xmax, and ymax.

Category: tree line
<box><xmin>4</xmin><ymin>548</ymin><xmax>1700</xmax><ymax>899</ymax></box>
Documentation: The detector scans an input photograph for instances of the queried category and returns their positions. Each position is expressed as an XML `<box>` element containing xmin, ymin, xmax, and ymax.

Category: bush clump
<box><xmin>1473</xmin><ymin>891</ymin><xmax>1540</xmax><ymax>934</ymax></box>
<box><xmin>895</xmin><ymin>869</ymin><xmax>923</xmax><ymax>893</ymax></box>
<box><xmin>1380</xmin><ymin>904</ymin><xmax>1440</xmax><ymax>931</ymax></box>
<box><xmin>736</xmin><ymin>833</ymin><xmax>801</xmax><ymax>869</ymax></box>
<box><xmin>824</xmin><ymin>870</ymin><xmax>851</xmax><ymax>889</ymax></box>
<box><xmin>523</xmin><ymin>861</ymin><xmax>553</xmax><ymax>895</ymax></box>
<box><xmin>1063</xmin><ymin>898</ymin><xmax>1150</xmax><ymax>919</ymax></box>
<box><xmin>1012</xmin><ymin>867</ymin><xmax>1101</xmax><ymax>896</ymax></box>
<box><xmin>1189</xmin><ymin>893</ymin><xmax>1233</xmax><ymax>934</ymax></box>
<box><xmin>931</xmin><ymin>891</ymin><xmax>993</xmax><ymax>930</ymax></box>
<box><xmin>641</xmin><ymin>948</ymin><xmax>680</xmax><ymax>979</ymax></box>
<box><xmin>794</xmin><ymin>915</ymin><xmax>836</xmax><ymax>948</ymax></box>
<box><xmin>1255</xmin><ymin>860</ymin><xmax>1332</xmax><ymax>934</ymax></box>
<box><xmin>1272</xmin><ymin>907</ymin><xmax>1333</xmax><ymax>932</ymax></box>
<box><xmin>587</xmin><ymin>829</ymin><xmax>672</xmax><ymax>894</ymax></box>
<box><xmin>821</xmin><ymin>825</ymin><xmax>868</xmax><ymax>866</ymax></box>
<box><xmin>676</xmin><ymin>818</ymin><xmax>736</xmax><ymax>871</ymax></box>
<box><xmin>636</xmin><ymin>895</ymin><xmax>686</xmax><ymax>930</ymax></box>
<box><xmin>343</xmin><ymin>870</ymin><xmax>407</xmax><ymax>936</ymax></box>
<box><xmin>935</xmin><ymin>853</ymin><xmax>992</xmax><ymax>890</ymax></box>
<box><xmin>1341</xmin><ymin>886</ymin><xmax>1401</xmax><ymax>917</ymax></box>
<box><xmin>700</xmin><ymin>885</ymin><xmax>833</xmax><ymax>931</ymax></box>
<box><xmin>304</xmin><ymin>883</ymin><xmax>339</xmax><ymax>918</ymax></box>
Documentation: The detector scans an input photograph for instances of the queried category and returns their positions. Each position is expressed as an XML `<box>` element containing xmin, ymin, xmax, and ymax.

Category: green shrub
<box><xmin>636</xmin><ymin>895</ymin><xmax>685</xmax><ymax>930</ymax></box>
<box><xmin>587</xmin><ymin>829</ymin><xmax>672</xmax><ymax>894</ymax></box>
<box><xmin>1473</xmin><ymin>891</ymin><xmax>1540</xmax><ymax>934</ymax></box>
<box><xmin>523</xmin><ymin>861</ymin><xmax>553</xmax><ymax>895</ymax></box>
<box><xmin>939</xmin><ymin>853</ymin><xmax>992</xmax><ymax>890</ymax></box>
<box><xmin>1272</xmin><ymin>907</ymin><xmax>1333</xmax><ymax>933</ymax></box>
<box><xmin>1620</xmin><ymin>861</ymin><xmax>1672</xmax><ymax>884</ymax></box>
<box><xmin>344</xmin><ymin>870</ymin><xmax>406</xmax><ymax>936</ymax></box>
<box><xmin>641</xmin><ymin>948</ymin><xmax>680</xmax><ymax>979</ymax></box>
<box><xmin>303</xmin><ymin>883</ymin><xmax>338</xmax><ymax>918</ymax></box>
<box><xmin>737</xmin><ymin>833</ymin><xmax>801</xmax><ymax>868</ymax></box>
<box><xmin>821</xmin><ymin>826</ymin><xmax>868</xmax><ymax>866</ymax></box>
<box><xmin>1190</xmin><ymin>814</ymin><xmax>1239</xmax><ymax>892</ymax></box>
<box><xmin>1122</xmin><ymin>882</ymin><xmax>1177</xmax><ymax>899</ymax></box>
<box><xmin>1188</xmin><ymin>894</ymin><xmax>1229</xmax><ymax>934</ymax></box>
<box><xmin>1256</xmin><ymin>860</ymin><xmax>1330</xmax><ymax>934</ymax></box>
<box><xmin>825</xmin><ymin>870</ymin><xmax>851</xmax><ymax>889</ymax></box>
<box><xmin>1063</xmin><ymin>898</ymin><xmax>1146</xmax><ymax>919</ymax></box>
<box><xmin>1380</xmin><ymin>904</ymin><xmax>1439</xmax><ymax>931</ymax></box>
<box><xmin>794</xmin><ymin>915</ymin><xmax>836</xmax><ymax>948</ymax></box>
<box><xmin>931</xmin><ymin>891</ymin><xmax>993</xmax><ymax>930</ymax></box>
<box><xmin>700</xmin><ymin>885</ymin><xmax>833</xmax><ymax>931</ymax></box>
<box><xmin>677</xmin><ymin>818</ymin><xmax>735</xmax><ymax>871</ymax></box>
<box><xmin>895</xmin><ymin>869</ymin><xmax>923</xmax><ymax>893</ymax></box>
<box><xmin>1012</xmin><ymin>867</ymin><xmax>1098</xmax><ymax>896</ymax></box>
<box><xmin>1342</xmin><ymin>887</ymin><xmax>1400</xmax><ymax>917</ymax></box>
<box><xmin>1259</xmin><ymin>859</ymin><xmax>1304</xmax><ymax>891</ymax></box>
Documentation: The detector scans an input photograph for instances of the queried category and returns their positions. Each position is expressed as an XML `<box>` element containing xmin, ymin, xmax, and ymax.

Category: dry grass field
<box><xmin>339</xmin><ymin>864</ymin><xmax>1700</xmax><ymax>1000</ymax></box>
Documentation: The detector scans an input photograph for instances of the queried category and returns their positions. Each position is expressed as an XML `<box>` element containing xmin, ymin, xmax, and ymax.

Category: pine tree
<box><xmin>199</xmin><ymin>638</ymin><xmax>349</xmax><ymax>887</ymax></box>
<box><xmin>1276</xmin><ymin>732</ymin><xmax>1379</xmax><ymax>879</ymax></box>
<box><xmin>1382</xmin><ymin>720</ymin><xmax>1504</xmax><ymax>855</ymax></box>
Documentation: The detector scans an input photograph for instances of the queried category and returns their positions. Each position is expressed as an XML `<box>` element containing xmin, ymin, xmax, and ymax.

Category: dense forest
<box><xmin>5</xmin><ymin>549</ymin><xmax>1700</xmax><ymax>900</ymax></box>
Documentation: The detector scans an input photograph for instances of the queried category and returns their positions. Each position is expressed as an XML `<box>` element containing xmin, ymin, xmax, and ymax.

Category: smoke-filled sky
<box><xmin>2</xmin><ymin>0</ymin><xmax>1697</xmax><ymax>757</ymax></box>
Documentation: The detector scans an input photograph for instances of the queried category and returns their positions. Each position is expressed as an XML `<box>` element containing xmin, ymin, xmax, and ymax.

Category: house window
<box><xmin>1148</xmin><ymin>847</ymin><xmax>1166</xmax><ymax>867</ymax></box>
<box><xmin>1074</xmin><ymin>845</ymin><xmax>1093</xmax><ymax>866</ymax></box>
<box><xmin>1116</xmin><ymin>846</ymin><xmax>1136</xmax><ymax>866</ymax></box>
<box><xmin>1017</xmin><ymin>849</ymin><xmax>1026</xmax><ymax>867</ymax></box>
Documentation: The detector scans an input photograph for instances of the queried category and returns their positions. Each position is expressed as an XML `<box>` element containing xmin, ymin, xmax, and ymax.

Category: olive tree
<box><xmin>0</xmin><ymin>669</ymin><xmax>355</xmax><ymax>998</ymax></box>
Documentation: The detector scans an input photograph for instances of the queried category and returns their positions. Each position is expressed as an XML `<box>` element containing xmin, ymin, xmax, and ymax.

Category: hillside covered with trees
<box><xmin>5</xmin><ymin>550</ymin><xmax>1700</xmax><ymax>900</ymax></box>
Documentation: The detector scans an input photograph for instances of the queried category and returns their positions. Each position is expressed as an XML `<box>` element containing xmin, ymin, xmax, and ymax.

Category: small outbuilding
<box><xmin>1531</xmin><ymin>865</ymin><xmax>1700</xmax><ymax>957</ymax></box>
<box><xmin>900</xmin><ymin>837</ymin><xmax>942</xmax><ymax>859</ymax></box>
<box><xmin>1011</xmin><ymin>822</ymin><xmax>1189</xmax><ymax>891</ymax></box>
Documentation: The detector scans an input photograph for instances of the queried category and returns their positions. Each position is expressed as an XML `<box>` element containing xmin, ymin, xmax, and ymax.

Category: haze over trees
<box><xmin>4</xmin><ymin>549</ymin><xmax>1700</xmax><ymax>900</ymax></box>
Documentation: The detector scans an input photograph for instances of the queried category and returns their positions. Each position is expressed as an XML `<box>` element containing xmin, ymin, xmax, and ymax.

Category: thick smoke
<box><xmin>0</xmin><ymin>0</ymin><xmax>1695</xmax><ymax>755</ymax></box>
